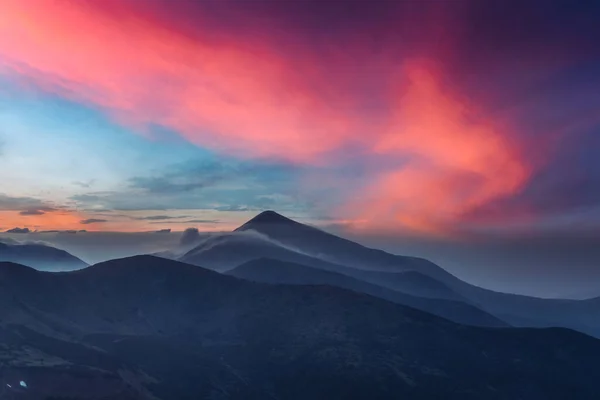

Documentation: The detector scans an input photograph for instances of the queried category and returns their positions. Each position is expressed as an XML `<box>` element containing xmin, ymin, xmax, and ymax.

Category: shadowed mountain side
<box><xmin>227</xmin><ymin>258</ymin><xmax>507</xmax><ymax>328</ymax></box>
<box><xmin>233</xmin><ymin>211</ymin><xmax>600</xmax><ymax>338</ymax></box>
<box><xmin>179</xmin><ymin>233</ymin><xmax>484</xmax><ymax>325</ymax></box>
<box><xmin>180</xmin><ymin>232</ymin><xmax>295</xmax><ymax>272</ymax></box>
<box><xmin>343</xmin><ymin>269</ymin><xmax>469</xmax><ymax>302</ymax></box>
<box><xmin>179</xmin><ymin>231</ymin><xmax>466</xmax><ymax>301</ymax></box>
<box><xmin>0</xmin><ymin>325</ymin><xmax>155</xmax><ymax>400</ymax></box>
<box><xmin>2</xmin><ymin>256</ymin><xmax>600</xmax><ymax>399</ymax></box>
<box><xmin>460</xmin><ymin>288</ymin><xmax>600</xmax><ymax>337</ymax></box>
<box><xmin>0</xmin><ymin>240</ymin><xmax>88</xmax><ymax>272</ymax></box>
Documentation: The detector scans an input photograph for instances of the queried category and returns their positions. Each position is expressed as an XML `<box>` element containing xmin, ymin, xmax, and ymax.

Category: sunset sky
<box><xmin>1</xmin><ymin>0</ymin><xmax>598</xmax><ymax>237</ymax></box>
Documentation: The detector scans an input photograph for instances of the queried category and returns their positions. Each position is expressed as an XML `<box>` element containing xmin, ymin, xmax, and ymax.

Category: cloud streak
<box><xmin>19</xmin><ymin>209</ymin><xmax>46</xmax><ymax>216</ymax></box>
<box><xmin>79</xmin><ymin>219</ymin><xmax>108</xmax><ymax>225</ymax></box>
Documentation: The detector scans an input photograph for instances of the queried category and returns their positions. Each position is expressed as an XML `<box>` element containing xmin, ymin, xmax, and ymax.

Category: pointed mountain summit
<box><xmin>235</xmin><ymin>210</ymin><xmax>337</xmax><ymax>245</ymax></box>
<box><xmin>235</xmin><ymin>210</ymin><xmax>302</xmax><ymax>230</ymax></box>
<box><xmin>234</xmin><ymin>210</ymin><xmax>448</xmax><ymax>278</ymax></box>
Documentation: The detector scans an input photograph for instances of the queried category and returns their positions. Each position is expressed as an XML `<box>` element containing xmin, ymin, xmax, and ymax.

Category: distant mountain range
<box><xmin>2</xmin><ymin>255</ymin><xmax>600</xmax><ymax>399</ymax></box>
<box><xmin>181</xmin><ymin>211</ymin><xmax>600</xmax><ymax>338</ymax></box>
<box><xmin>0</xmin><ymin>239</ymin><xmax>87</xmax><ymax>272</ymax></box>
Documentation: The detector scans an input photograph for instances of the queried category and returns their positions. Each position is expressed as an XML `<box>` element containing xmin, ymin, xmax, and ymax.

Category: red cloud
<box><xmin>349</xmin><ymin>62</ymin><xmax>530</xmax><ymax>233</ymax></box>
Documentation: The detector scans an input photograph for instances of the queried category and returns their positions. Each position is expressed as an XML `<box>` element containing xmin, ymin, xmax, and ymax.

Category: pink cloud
<box><xmin>0</xmin><ymin>0</ymin><xmax>540</xmax><ymax>233</ymax></box>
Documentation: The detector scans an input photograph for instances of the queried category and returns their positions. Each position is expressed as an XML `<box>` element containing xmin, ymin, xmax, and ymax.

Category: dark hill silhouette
<box><xmin>1</xmin><ymin>256</ymin><xmax>600</xmax><ymax>399</ymax></box>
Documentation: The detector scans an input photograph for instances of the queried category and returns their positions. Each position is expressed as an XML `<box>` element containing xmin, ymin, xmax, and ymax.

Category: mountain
<box><xmin>232</xmin><ymin>211</ymin><xmax>600</xmax><ymax>338</ymax></box>
<box><xmin>339</xmin><ymin>269</ymin><xmax>468</xmax><ymax>302</ymax></box>
<box><xmin>2</xmin><ymin>255</ymin><xmax>600</xmax><ymax>399</ymax></box>
<box><xmin>180</xmin><ymin>230</ymin><xmax>464</xmax><ymax>301</ymax></box>
<box><xmin>235</xmin><ymin>211</ymin><xmax>448</xmax><ymax>278</ymax></box>
<box><xmin>180</xmin><ymin>231</ymin><xmax>293</xmax><ymax>272</ymax></box>
<box><xmin>227</xmin><ymin>258</ymin><xmax>507</xmax><ymax>328</ymax></box>
<box><xmin>0</xmin><ymin>240</ymin><xmax>88</xmax><ymax>272</ymax></box>
<box><xmin>180</xmin><ymin>233</ymin><xmax>486</xmax><ymax>325</ymax></box>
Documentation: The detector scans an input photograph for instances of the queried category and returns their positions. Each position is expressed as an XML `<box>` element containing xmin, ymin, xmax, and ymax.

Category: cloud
<box><xmin>80</xmin><ymin>219</ymin><xmax>108</xmax><ymax>225</ymax></box>
<box><xmin>125</xmin><ymin>158</ymin><xmax>273</xmax><ymax>196</ymax></box>
<box><xmin>0</xmin><ymin>237</ymin><xmax>19</xmax><ymax>245</ymax></box>
<box><xmin>19</xmin><ymin>209</ymin><xmax>46</xmax><ymax>216</ymax></box>
<box><xmin>341</xmin><ymin>63</ymin><xmax>530</xmax><ymax>233</ymax></box>
<box><xmin>135</xmin><ymin>215</ymin><xmax>189</xmax><ymax>221</ymax></box>
<box><xmin>70</xmin><ymin>194</ymin><xmax>103</xmax><ymax>203</ymax></box>
<box><xmin>214</xmin><ymin>205</ymin><xmax>250</xmax><ymax>212</ymax></box>
<box><xmin>149</xmin><ymin>219</ymin><xmax>220</xmax><ymax>225</ymax></box>
<box><xmin>0</xmin><ymin>236</ymin><xmax>55</xmax><ymax>247</ymax></box>
<box><xmin>0</xmin><ymin>208</ymin><xmax>87</xmax><ymax>232</ymax></box>
<box><xmin>39</xmin><ymin>230</ymin><xmax>80</xmax><ymax>234</ymax></box>
<box><xmin>6</xmin><ymin>227</ymin><xmax>31</xmax><ymax>234</ymax></box>
<box><xmin>461</xmin><ymin>130</ymin><xmax>600</xmax><ymax>226</ymax></box>
<box><xmin>2</xmin><ymin>0</ymin><xmax>599</xmax><ymax>233</ymax></box>
<box><xmin>129</xmin><ymin>175</ymin><xmax>218</xmax><ymax>194</ymax></box>
<box><xmin>72</xmin><ymin>179</ymin><xmax>95</xmax><ymax>188</ymax></box>
<box><xmin>180</xmin><ymin>228</ymin><xmax>200</xmax><ymax>246</ymax></box>
<box><xmin>0</xmin><ymin>0</ymin><xmax>529</xmax><ymax>233</ymax></box>
<box><xmin>68</xmin><ymin>158</ymin><xmax>305</xmax><ymax>213</ymax></box>
<box><xmin>0</xmin><ymin>194</ymin><xmax>56</xmax><ymax>212</ymax></box>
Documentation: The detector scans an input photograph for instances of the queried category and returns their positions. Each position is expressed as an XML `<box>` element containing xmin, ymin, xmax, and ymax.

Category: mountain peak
<box><xmin>236</xmin><ymin>210</ymin><xmax>298</xmax><ymax>230</ymax></box>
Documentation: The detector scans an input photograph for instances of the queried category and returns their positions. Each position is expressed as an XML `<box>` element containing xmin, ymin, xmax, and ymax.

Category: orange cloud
<box><xmin>0</xmin><ymin>210</ymin><xmax>161</xmax><ymax>232</ymax></box>
<box><xmin>0</xmin><ymin>210</ymin><xmax>84</xmax><ymax>231</ymax></box>
<box><xmin>346</xmin><ymin>63</ymin><xmax>530</xmax><ymax>234</ymax></box>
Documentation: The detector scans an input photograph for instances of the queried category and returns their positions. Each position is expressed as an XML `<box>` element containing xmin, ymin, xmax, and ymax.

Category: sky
<box><xmin>0</xmin><ymin>0</ymin><xmax>599</xmax><ymax>297</ymax></box>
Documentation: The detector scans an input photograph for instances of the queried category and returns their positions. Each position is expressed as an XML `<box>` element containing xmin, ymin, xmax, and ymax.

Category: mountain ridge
<box><xmin>183</xmin><ymin>211</ymin><xmax>600</xmax><ymax>338</ymax></box>
<box><xmin>2</xmin><ymin>255</ymin><xmax>600</xmax><ymax>399</ymax></box>
<box><xmin>227</xmin><ymin>257</ymin><xmax>508</xmax><ymax>327</ymax></box>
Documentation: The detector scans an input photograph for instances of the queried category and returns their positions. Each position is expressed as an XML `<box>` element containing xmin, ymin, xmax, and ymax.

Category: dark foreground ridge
<box><xmin>1</xmin><ymin>254</ymin><xmax>600</xmax><ymax>399</ymax></box>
